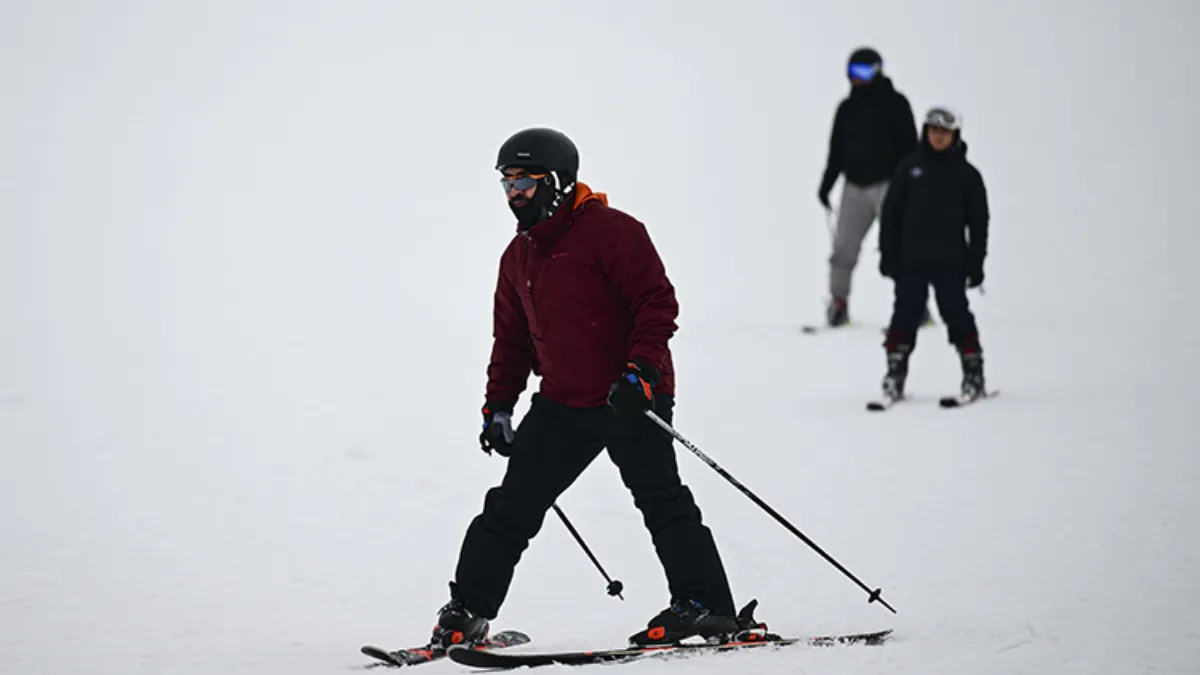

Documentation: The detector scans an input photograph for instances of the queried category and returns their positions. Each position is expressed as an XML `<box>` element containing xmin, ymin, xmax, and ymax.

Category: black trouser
<box><xmin>885</xmin><ymin>265</ymin><xmax>981</xmax><ymax>351</ymax></box>
<box><xmin>452</xmin><ymin>394</ymin><xmax>735</xmax><ymax>619</ymax></box>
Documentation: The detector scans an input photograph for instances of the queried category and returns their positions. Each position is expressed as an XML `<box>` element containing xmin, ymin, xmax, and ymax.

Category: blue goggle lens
<box><xmin>848</xmin><ymin>63</ymin><xmax>879</xmax><ymax>81</ymax></box>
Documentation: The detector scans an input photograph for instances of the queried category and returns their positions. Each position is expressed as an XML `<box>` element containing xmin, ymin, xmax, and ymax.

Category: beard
<box><xmin>509</xmin><ymin>184</ymin><xmax>558</xmax><ymax>231</ymax></box>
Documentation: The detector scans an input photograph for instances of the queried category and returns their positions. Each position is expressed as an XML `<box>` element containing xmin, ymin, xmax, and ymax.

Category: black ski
<box><xmin>361</xmin><ymin>630</ymin><xmax>530</xmax><ymax>668</ymax></box>
<box><xmin>801</xmin><ymin>322</ymin><xmax>879</xmax><ymax>335</ymax></box>
<box><xmin>447</xmin><ymin>629</ymin><xmax>891</xmax><ymax>669</ymax></box>
<box><xmin>939</xmin><ymin>390</ymin><xmax>1000</xmax><ymax>408</ymax></box>
<box><xmin>866</xmin><ymin>396</ymin><xmax>903</xmax><ymax>412</ymax></box>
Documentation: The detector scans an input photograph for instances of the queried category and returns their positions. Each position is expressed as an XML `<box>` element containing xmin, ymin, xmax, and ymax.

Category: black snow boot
<box><xmin>429</xmin><ymin>583</ymin><xmax>489</xmax><ymax>648</ymax></box>
<box><xmin>628</xmin><ymin>598</ymin><xmax>739</xmax><ymax>646</ymax></box>
<box><xmin>826</xmin><ymin>297</ymin><xmax>849</xmax><ymax>327</ymax></box>
<box><xmin>882</xmin><ymin>344</ymin><xmax>912</xmax><ymax>400</ymax></box>
<box><xmin>959</xmin><ymin>348</ymin><xmax>985</xmax><ymax>399</ymax></box>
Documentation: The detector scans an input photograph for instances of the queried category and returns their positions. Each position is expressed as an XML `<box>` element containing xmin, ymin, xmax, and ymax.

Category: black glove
<box><xmin>479</xmin><ymin>403</ymin><xmax>515</xmax><ymax>457</ymax></box>
<box><xmin>967</xmin><ymin>260</ymin><xmax>985</xmax><ymax>289</ymax></box>
<box><xmin>607</xmin><ymin>359</ymin><xmax>659</xmax><ymax>418</ymax></box>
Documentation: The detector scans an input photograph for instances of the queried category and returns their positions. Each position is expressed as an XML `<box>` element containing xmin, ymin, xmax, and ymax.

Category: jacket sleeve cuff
<box><xmin>483</xmin><ymin>400</ymin><xmax>515</xmax><ymax>415</ymax></box>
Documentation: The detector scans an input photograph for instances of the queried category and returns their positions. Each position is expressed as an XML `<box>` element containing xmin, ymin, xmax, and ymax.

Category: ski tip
<box><xmin>360</xmin><ymin>644</ymin><xmax>403</xmax><ymax>667</ymax></box>
<box><xmin>810</xmin><ymin>628</ymin><xmax>894</xmax><ymax>647</ymax></box>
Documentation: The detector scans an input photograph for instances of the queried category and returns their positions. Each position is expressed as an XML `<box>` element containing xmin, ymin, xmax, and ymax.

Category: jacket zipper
<box><xmin>522</xmin><ymin>235</ymin><xmax>538</xmax><ymax>329</ymax></box>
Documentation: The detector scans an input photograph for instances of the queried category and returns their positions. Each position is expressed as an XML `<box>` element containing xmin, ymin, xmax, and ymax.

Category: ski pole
<box><xmin>551</xmin><ymin>503</ymin><xmax>624</xmax><ymax>600</ymax></box>
<box><xmin>644</xmin><ymin>410</ymin><xmax>896</xmax><ymax>614</ymax></box>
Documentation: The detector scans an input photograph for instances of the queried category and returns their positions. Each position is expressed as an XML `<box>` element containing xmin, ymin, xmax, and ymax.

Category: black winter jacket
<box><xmin>879</xmin><ymin>136</ymin><xmax>990</xmax><ymax>272</ymax></box>
<box><xmin>819</xmin><ymin>76</ymin><xmax>917</xmax><ymax>195</ymax></box>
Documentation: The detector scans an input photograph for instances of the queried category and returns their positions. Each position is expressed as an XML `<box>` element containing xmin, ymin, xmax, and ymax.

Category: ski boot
<box><xmin>429</xmin><ymin>585</ymin><xmax>490</xmax><ymax>649</ymax></box>
<box><xmin>882</xmin><ymin>343</ymin><xmax>912</xmax><ymax>401</ymax></box>
<box><xmin>628</xmin><ymin>598</ymin><xmax>739</xmax><ymax>646</ymax></box>
<box><xmin>826</xmin><ymin>296</ymin><xmax>849</xmax><ymax>328</ymax></box>
<box><xmin>959</xmin><ymin>348</ymin><xmax>985</xmax><ymax>400</ymax></box>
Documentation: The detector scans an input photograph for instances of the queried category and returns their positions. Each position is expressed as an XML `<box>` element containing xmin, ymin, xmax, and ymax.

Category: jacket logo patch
<box><xmin>910</xmin><ymin>167</ymin><xmax>923</xmax><ymax>178</ymax></box>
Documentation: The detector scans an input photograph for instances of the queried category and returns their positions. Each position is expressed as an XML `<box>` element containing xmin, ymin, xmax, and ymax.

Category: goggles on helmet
<box><xmin>924</xmin><ymin>107</ymin><xmax>962</xmax><ymax>130</ymax></box>
<box><xmin>848</xmin><ymin>62</ymin><xmax>880</xmax><ymax>81</ymax></box>
<box><xmin>500</xmin><ymin>172</ymin><xmax>548</xmax><ymax>193</ymax></box>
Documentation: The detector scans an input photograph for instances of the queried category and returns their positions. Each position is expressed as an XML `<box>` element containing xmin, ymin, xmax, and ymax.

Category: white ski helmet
<box><xmin>923</xmin><ymin>105</ymin><xmax>963</xmax><ymax>131</ymax></box>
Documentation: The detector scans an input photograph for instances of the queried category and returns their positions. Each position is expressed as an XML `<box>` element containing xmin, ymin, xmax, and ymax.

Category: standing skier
<box><xmin>878</xmin><ymin>106</ymin><xmax>990</xmax><ymax>400</ymax></box>
<box><xmin>429</xmin><ymin>127</ymin><xmax>767</xmax><ymax>649</ymax></box>
<box><xmin>818</xmin><ymin>46</ymin><xmax>923</xmax><ymax>327</ymax></box>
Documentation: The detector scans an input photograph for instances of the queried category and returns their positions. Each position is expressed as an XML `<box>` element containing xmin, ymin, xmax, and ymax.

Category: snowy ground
<box><xmin>3</xmin><ymin>2</ymin><xmax>1198</xmax><ymax>674</ymax></box>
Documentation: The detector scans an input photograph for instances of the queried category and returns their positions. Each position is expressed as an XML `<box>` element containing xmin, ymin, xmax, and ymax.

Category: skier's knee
<box><xmin>829</xmin><ymin>248</ymin><xmax>861</xmax><ymax>269</ymax></box>
<box><xmin>481</xmin><ymin>485</ymin><xmax>550</xmax><ymax>542</ymax></box>
<box><xmin>634</xmin><ymin>485</ymin><xmax>703</xmax><ymax>535</ymax></box>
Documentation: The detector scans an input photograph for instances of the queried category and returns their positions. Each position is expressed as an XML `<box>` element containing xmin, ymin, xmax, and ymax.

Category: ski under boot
<box><xmin>728</xmin><ymin>599</ymin><xmax>781</xmax><ymax>643</ymax></box>
<box><xmin>628</xmin><ymin>598</ymin><xmax>739</xmax><ymax>646</ymax></box>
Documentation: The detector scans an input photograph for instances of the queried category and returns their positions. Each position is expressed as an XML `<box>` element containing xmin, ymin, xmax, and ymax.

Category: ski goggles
<box><xmin>847</xmin><ymin>62</ymin><xmax>880</xmax><ymax>81</ymax></box>
<box><xmin>924</xmin><ymin>107</ymin><xmax>961</xmax><ymax>130</ymax></box>
<box><xmin>499</xmin><ymin>172</ymin><xmax>547</xmax><ymax>193</ymax></box>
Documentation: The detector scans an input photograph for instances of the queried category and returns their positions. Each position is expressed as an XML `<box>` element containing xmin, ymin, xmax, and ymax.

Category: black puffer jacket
<box><xmin>819</xmin><ymin>76</ymin><xmax>917</xmax><ymax>195</ymax></box>
<box><xmin>879</xmin><ymin>134</ymin><xmax>990</xmax><ymax>272</ymax></box>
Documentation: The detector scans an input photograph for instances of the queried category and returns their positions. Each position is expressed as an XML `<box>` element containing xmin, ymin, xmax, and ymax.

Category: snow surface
<box><xmin>2</xmin><ymin>1</ymin><xmax>1198</xmax><ymax>674</ymax></box>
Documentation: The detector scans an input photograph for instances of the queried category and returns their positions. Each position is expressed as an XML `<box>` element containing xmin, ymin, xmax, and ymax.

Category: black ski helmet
<box><xmin>496</xmin><ymin>127</ymin><xmax>579</xmax><ymax>189</ymax></box>
<box><xmin>848</xmin><ymin>47</ymin><xmax>882</xmax><ymax>70</ymax></box>
<box><xmin>847</xmin><ymin>47</ymin><xmax>883</xmax><ymax>82</ymax></box>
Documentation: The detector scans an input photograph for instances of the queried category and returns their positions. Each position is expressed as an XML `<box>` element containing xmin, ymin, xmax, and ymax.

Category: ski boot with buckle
<box><xmin>959</xmin><ymin>348</ymin><xmax>985</xmax><ymax>400</ymax></box>
<box><xmin>882</xmin><ymin>343</ymin><xmax>912</xmax><ymax>401</ymax></box>
<box><xmin>628</xmin><ymin>598</ymin><xmax>739</xmax><ymax>646</ymax></box>
<box><xmin>429</xmin><ymin>584</ymin><xmax>489</xmax><ymax>649</ymax></box>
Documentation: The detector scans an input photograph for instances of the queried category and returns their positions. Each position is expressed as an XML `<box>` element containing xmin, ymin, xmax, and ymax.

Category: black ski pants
<box><xmin>452</xmin><ymin>393</ymin><xmax>735</xmax><ymax>619</ymax></box>
<box><xmin>886</xmin><ymin>264</ymin><xmax>981</xmax><ymax>350</ymax></box>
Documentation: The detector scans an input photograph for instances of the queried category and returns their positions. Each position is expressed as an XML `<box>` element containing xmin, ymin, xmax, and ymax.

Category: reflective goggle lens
<box><xmin>848</xmin><ymin>62</ymin><xmax>879</xmax><ymax>81</ymax></box>
<box><xmin>500</xmin><ymin>173</ymin><xmax>547</xmax><ymax>192</ymax></box>
<box><xmin>925</xmin><ymin>108</ymin><xmax>959</xmax><ymax>130</ymax></box>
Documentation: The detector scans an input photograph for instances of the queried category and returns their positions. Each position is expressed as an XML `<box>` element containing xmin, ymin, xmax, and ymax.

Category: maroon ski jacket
<box><xmin>485</xmin><ymin>183</ymin><xmax>678</xmax><ymax>409</ymax></box>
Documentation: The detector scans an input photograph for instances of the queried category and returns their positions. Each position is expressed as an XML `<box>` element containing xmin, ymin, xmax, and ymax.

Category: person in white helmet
<box><xmin>878</xmin><ymin>106</ymin><xmax>990</xmax><ymax>402</ymax></box>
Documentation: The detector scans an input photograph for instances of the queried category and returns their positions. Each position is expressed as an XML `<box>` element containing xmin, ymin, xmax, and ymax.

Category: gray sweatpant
<box><xmin>829</xmin><ymin>180</ymin><xmax>889</xmax><ymax>300</ymax></box>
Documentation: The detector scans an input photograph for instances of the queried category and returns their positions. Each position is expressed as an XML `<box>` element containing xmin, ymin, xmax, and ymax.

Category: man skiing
<box><xmin>429</xmin><ymin>127</ymin><xmax>767</xmax><ymax>649</ymax></box>
<box><xmin>878</xmin><ymin>106</ymin><xmax>990</xmax><ymax>401</ymax></box>
<box><xmin>818</xmin><ymin>46</ymin><xmax>922</xmax><ymax>327</ymax></box>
